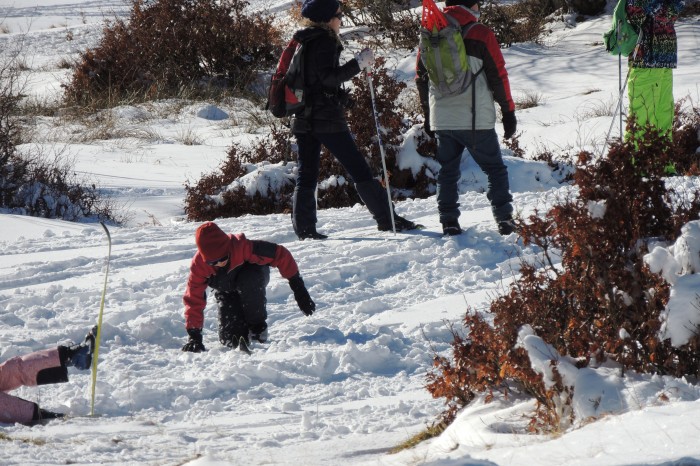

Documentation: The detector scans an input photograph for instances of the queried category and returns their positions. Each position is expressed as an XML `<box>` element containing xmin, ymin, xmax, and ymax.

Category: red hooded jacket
<box><xmin>183</xmin><ymin>231</ymin><xmax>299</xmax><ymax>329</ymax></box>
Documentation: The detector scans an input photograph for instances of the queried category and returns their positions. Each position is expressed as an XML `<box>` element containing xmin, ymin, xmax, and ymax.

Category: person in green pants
<box><xmin>625</xmin><ymin>0</ymin><xmax>684</xmax><ymax>144</ymax></box>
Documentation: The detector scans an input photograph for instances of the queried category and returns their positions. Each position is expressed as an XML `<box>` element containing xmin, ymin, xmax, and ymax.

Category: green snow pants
<box><xmin>626</xmin><ymin>67</ymin><xmax>674</xmax><ymax>140</ymax></box>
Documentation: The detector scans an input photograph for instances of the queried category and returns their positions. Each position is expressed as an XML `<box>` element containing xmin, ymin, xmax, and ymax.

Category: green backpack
<box><xmin>419</xmin><ymin>6</ymin><xmax>477</xmax><ymax>98</ymax></box>
<box><xmin>603</xmin><ymin>0</ymin><xmax>639</xmax><ymax>56</ymax></box>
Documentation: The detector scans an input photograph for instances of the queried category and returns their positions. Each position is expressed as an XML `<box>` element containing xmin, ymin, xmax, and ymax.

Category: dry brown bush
<box><xmin>184</xmin><ymin>126</ymin><xmax>295</xmax><ymax>221</ymax></box>
<box><xmin>1</xmin><ymin>60</ymin><xmax>116</xmax><ymax>221</ymax></box>
<box><xmin>65</xmin><ymin>0</ymin><xmax>283</xmax><ymax>107</ymax></box>
<box><xmin>482</xmin><ymin>0</ymin><xmax>564</xmax><ymax>46</ymax></box>
<box><xmin>184</xmin><ymin>60</ymin><xmax>436</xmax><ymax>222</ymax></box>
<box><xmin>427</xmin><ymin>106</ymin><xmax>700</xmax><ymax>430</ymax></box>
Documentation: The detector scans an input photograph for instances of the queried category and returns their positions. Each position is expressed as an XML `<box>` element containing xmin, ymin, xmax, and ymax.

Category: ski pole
<box><xmin>618</xmin><ymin>20</ymin><xmax>623</xmax><ymax>139</ymax></box>
<box><xmin>366</xmin><ymin>69</ymin><xmax>396</xmax><ymax>235</ymax></box>
<box><xmin>90</xmin><ymin>222</ymin><xmax>112</xmax><ymax>416</ymax></box>
<box><xmin>599</xmin><ymin>30</ymin><xmax>643</xmax><ymax>158</ymax></box>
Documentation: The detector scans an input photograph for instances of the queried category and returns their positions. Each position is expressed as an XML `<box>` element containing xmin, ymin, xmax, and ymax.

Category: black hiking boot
<box><xmin>238</xmin><ymin>336</ymin><xmax>252</xmax><ymax>355</ymax></box>
<box><xmin>297</xmin><ymin>229</ymin><xmax>328</xmax><ymax>240</ymax></box>
<box><xmin>30</xmin><ymin>406</ymin><xmax>65</xmax><ymax>425</ymax></box>
<box><xmin>441</xmin><ymin>220</ymin><xmax>463</xmax><ymax>236</ymax></box>
<box><xmin>378</xmin><ymin>215</ymin><xmax>422</xmax><ymax>232</ymax></box>
<box><xmin>497</xmin><ymin>219</ymin><xmax>516</xmax><ymax>236</ymax></box>
<box><xmin>249</xmin><ymin>323</ymin><xmax>268</xmax><ymax>344</ymax></box>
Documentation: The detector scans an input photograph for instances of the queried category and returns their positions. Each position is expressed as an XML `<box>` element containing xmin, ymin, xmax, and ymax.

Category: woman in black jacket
<box><xmin>290</xmin><ymin>0</ymin><xmax>419</xmax><ymax>240</ymax></box>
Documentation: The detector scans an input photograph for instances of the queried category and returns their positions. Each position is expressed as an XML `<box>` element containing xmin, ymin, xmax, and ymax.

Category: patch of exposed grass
<box><xmin>389</xmin><ymin>422</ymin><xmax>447</xmax><ymax>454</ymax></box>
<box><xmin>515</xmin><ymin>90</ymin><xmax>545</xmax><ymax>109</ymax></box>
<box><xmin>0</xmin><ymin>431</ymin><xmax>47</xmax><ymax>445</ymax></box>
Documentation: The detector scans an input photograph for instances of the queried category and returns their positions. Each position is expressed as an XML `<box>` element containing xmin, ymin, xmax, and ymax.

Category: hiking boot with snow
<box><xmin>222</xmin><ymin>333</ymin><xmax>247</xmax><ymax>349</ymax></box>
<box><xmin>354</xmin><ymin>180</ymin><xmax>422</xmax><ymax>232</ymax></box>
<box><xmin>441</xmin><ymin>219</ymin><xmax>463</xmax><ymax>236</ymax></box>
<box><xmin>65</xmin><ymin>326</ymin><xmax>97</xmax><ymax>370</ymax></box>
<box><xmin>378</xmin><ymin>215</ymin><xmax>422</xmax><ymax>232</ymax></box>
<box><xmin>249</xmin><ymin>323</ymin><xmax>268</xmax><ymax>343</ymax></box>
<box><xmin>38</xmin><ymin>408</ymin><xmax>64</xmax><ymax>420</ymax></box>
<box><xmin>497</xmin><ymin>219</ymin><xmax>516</xmax><ymax>236</ymax></box>
<box><xmin>238</xmin><ymin>336</ymin><xmax>252</xmax><ymax>355</ymax></box>
<box><xmin>293</xmin><ymin>187</ymin><xmax>322</xmax><ymax>240</ymax></box>
<box><xmin>31</xmin><ymin>407</ymin><xmax>65</xmax><ymax>425</ymax></box>
<box><xmin>297</xmin><ymin>229</ymin><xmax>328</xmax><ymax>240</ymax></box>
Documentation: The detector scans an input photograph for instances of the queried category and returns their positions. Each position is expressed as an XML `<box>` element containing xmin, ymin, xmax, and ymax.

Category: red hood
<box><xmin>444</xmin><ymin>5</ymin><xmax>478</xmax><ymax>25</ymax></box>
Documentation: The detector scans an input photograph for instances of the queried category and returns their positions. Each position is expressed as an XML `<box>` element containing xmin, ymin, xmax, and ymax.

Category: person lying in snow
<box><xmin>0</xmin><ymin>327</ymin><xmax>96</xmax><ymax>425</ymax></box>
<box><xmin>182</xmin><ymin>222</ymin><xmax>315</xmax><ymax>353</ymax></box>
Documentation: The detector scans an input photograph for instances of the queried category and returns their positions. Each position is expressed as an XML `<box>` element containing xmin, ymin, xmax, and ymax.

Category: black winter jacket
<box><xmin>290</xmin><ymin>25</ymin><xmax>361</xmax><ymax>134</ymax></box>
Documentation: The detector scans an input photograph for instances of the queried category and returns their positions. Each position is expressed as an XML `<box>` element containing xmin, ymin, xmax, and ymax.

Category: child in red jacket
<box><xmin>182</xmin><ymin>222</ymin><xmax>315</xmax><ymax>353</ymax></box>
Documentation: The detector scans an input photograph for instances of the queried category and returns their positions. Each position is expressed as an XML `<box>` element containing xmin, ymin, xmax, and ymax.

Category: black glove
<box><xmin>288</xmin><ymin>273</ymin><xmax>315</xmax><ymax>316</ymax></box>
<box><xmin>502</xmin><ymin>111</ymin><xmax>517</xmax><ymax>139</ymax></box>
<box><xmin>422</xmin><ymin>112</ymin><xmax>435</xmax><ymax>139</ymax></box>
<box><xmin>338</xmin><ymin>88</ymin><xmax>354</xmax><ymax>110</ymax></box>
<box><xmin>182</xmin><ymin>328</ymin><xmax>206</xmax><ymax>352</ymax></box>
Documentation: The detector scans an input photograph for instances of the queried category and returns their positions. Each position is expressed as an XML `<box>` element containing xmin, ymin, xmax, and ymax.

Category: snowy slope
<box><xmin>1</xmin><ymin>1</ymin><xmax>700</xmax><ymax>465</ymax></box>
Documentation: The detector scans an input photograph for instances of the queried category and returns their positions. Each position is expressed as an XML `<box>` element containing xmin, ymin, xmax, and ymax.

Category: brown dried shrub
<box><xmin>184</xmin><ymin>125</ymin><xmax>295</xmax><ymax>221</ymax></box>
<box><xmin>65</xmin><ymin>0</ymin><xmax>283</xmax><ymax>107</ymax></box>
<box><xmin>184</xmin><ymin>60</ymin><xmax>436</xmax><ymax>221</ymax></box>
<box><xmin>427</xmin><ymin>109</ymin><xmax>700</xmax><ymax>429</ymax></box>
<box><xmin>482</xmin><ymin>0</ymin><xmax>563</xmax><ymax>46</ymax></box>
<box><xmin>1</xmin><ymin>60</ymin><xmax>115</xmax><ymax>221</ymax></box>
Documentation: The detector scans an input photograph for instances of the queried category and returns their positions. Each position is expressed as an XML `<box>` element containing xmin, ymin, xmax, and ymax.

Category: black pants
<box><xmin>292</xmin><ymin>130</ymin><xmax>393</xmax><ymax>232</ymax></box>
<box><xmin>213</xmin><ymin>264</ymin><xmax>270</xmax><ymax>347</ymax></box>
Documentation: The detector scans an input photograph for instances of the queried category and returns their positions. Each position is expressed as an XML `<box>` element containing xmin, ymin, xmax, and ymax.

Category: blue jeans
<box><xmin>435</xmin><ymin>129</ymin><xmax>513</xmax><ymax>223</ymax></box>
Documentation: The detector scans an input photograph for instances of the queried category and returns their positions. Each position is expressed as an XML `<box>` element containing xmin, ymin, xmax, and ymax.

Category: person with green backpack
<box><xmin>625</xmin><ymin>0</ymin><xmax>684</xmax><ymax>141</ymax></box>
<box><xmin>416</xmin><ymin>0</ymin><xmax>517</xmax><ymax>236</ymax></box>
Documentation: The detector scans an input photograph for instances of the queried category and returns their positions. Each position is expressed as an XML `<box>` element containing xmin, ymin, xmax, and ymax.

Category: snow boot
<box><xmin>497</xmin><ymin>218</ymin><xmax>516</xmax><ymax>236</ymax></box>
<box><xmin>238</xmin><ymin>336</ymin><xmax>252</xmax><ymax>355</ymax></box>
<box><xmin>64</xmin><ymin>326</ymin><xmax>97</xmax><ymax>370</ymax></box>
<box><xmin>355</xmin><ymin>180</ymin><xmax>421</xmax><ymax>232</ymax></box>
<box><xmin>378</xmin><ymin>215</ymin><xmax>421</xmax><ymax>232</ymax></box>
<box><xmin>442</xmin><ymin>219</ymin><xmax>463</xmax><ymax>236</ymax></box>
<box><xmin>293</xmin><ymin>187</ymin><xmax>325</xmax><ymax>240</ymax></box>
<box><xmin>249</xmin><ymin>323</ymin><xmax>268</xmax><ymax>344</ymax></box>
<box><xmin>31</xmin><ymin>406</ymin><xmax>65</xmax><ymax>425</ymax></box>
<box><xmin>297</xmin><ymin>229</ymin><xmax>328</xmax><ymax>240</ymax></box>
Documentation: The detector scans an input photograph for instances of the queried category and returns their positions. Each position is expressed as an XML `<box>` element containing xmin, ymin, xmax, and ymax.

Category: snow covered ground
<box><xmin>1</xmin><ymin>1</ymin><xmax>700</xmax><ymax>465</ymax></box>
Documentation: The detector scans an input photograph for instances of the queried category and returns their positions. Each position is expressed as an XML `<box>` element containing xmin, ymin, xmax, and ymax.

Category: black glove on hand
<box><xmin>423</xmin><ymin>114</ymin><xmax>434</xmax><ymax>139</ymax></box>
<box><xmin>338</xmin><ymin>88</ymin><xmax>355</xmax><ymax>110</ymax></box>
<box><xmin>502</xmin><ymin>111</ymin><xmax>517</xmax><ymax>139</ymax></box>
<box><xmin>288</xmin><ymin>273</ymin><xmax>315</xmax><ymax>316</ymax></box>
<box><xmin>182</xmin><ymin>328</ymin><xmax>206</xmax><ymax>352</ymax></box>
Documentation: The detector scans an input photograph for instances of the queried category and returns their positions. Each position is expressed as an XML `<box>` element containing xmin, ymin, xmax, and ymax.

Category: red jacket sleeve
<box><xmin>469</xmin><ymin>23</ymin><xmax>515</xmax><ymax>113</ymax></box>
<box><xmin>183</xmin><ymin>253</ymin><xmax>211</xmax><ymax>329</ymax></box>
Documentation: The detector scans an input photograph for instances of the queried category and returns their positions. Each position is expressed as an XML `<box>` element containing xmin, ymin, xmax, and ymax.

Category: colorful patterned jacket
<box><xmin>626</xmin><ymin>0</ymin><xmax>684</xmax><ymax>68</ymax></box>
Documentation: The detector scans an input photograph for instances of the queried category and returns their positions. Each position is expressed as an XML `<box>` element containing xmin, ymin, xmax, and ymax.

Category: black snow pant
<box><xmin>292</xmin><ymin>130</ymin><xmax>395</xmax><ymax>234</ymax></box>
<box><xmin>213</xmin><ymin>263</ymin><xmax>270</xmax><ymax>347</ymax></box>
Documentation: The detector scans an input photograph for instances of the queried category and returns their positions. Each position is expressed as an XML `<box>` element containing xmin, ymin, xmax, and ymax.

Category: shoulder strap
<box><xmin>460</xmin><ymin>21</ymin><xmax>478</xmax><ymax>38</ymax></box>
<box><xmin>460</xmin><ymin>21</ymin><xmax>484</xmax><ymax>86</ymax></box>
